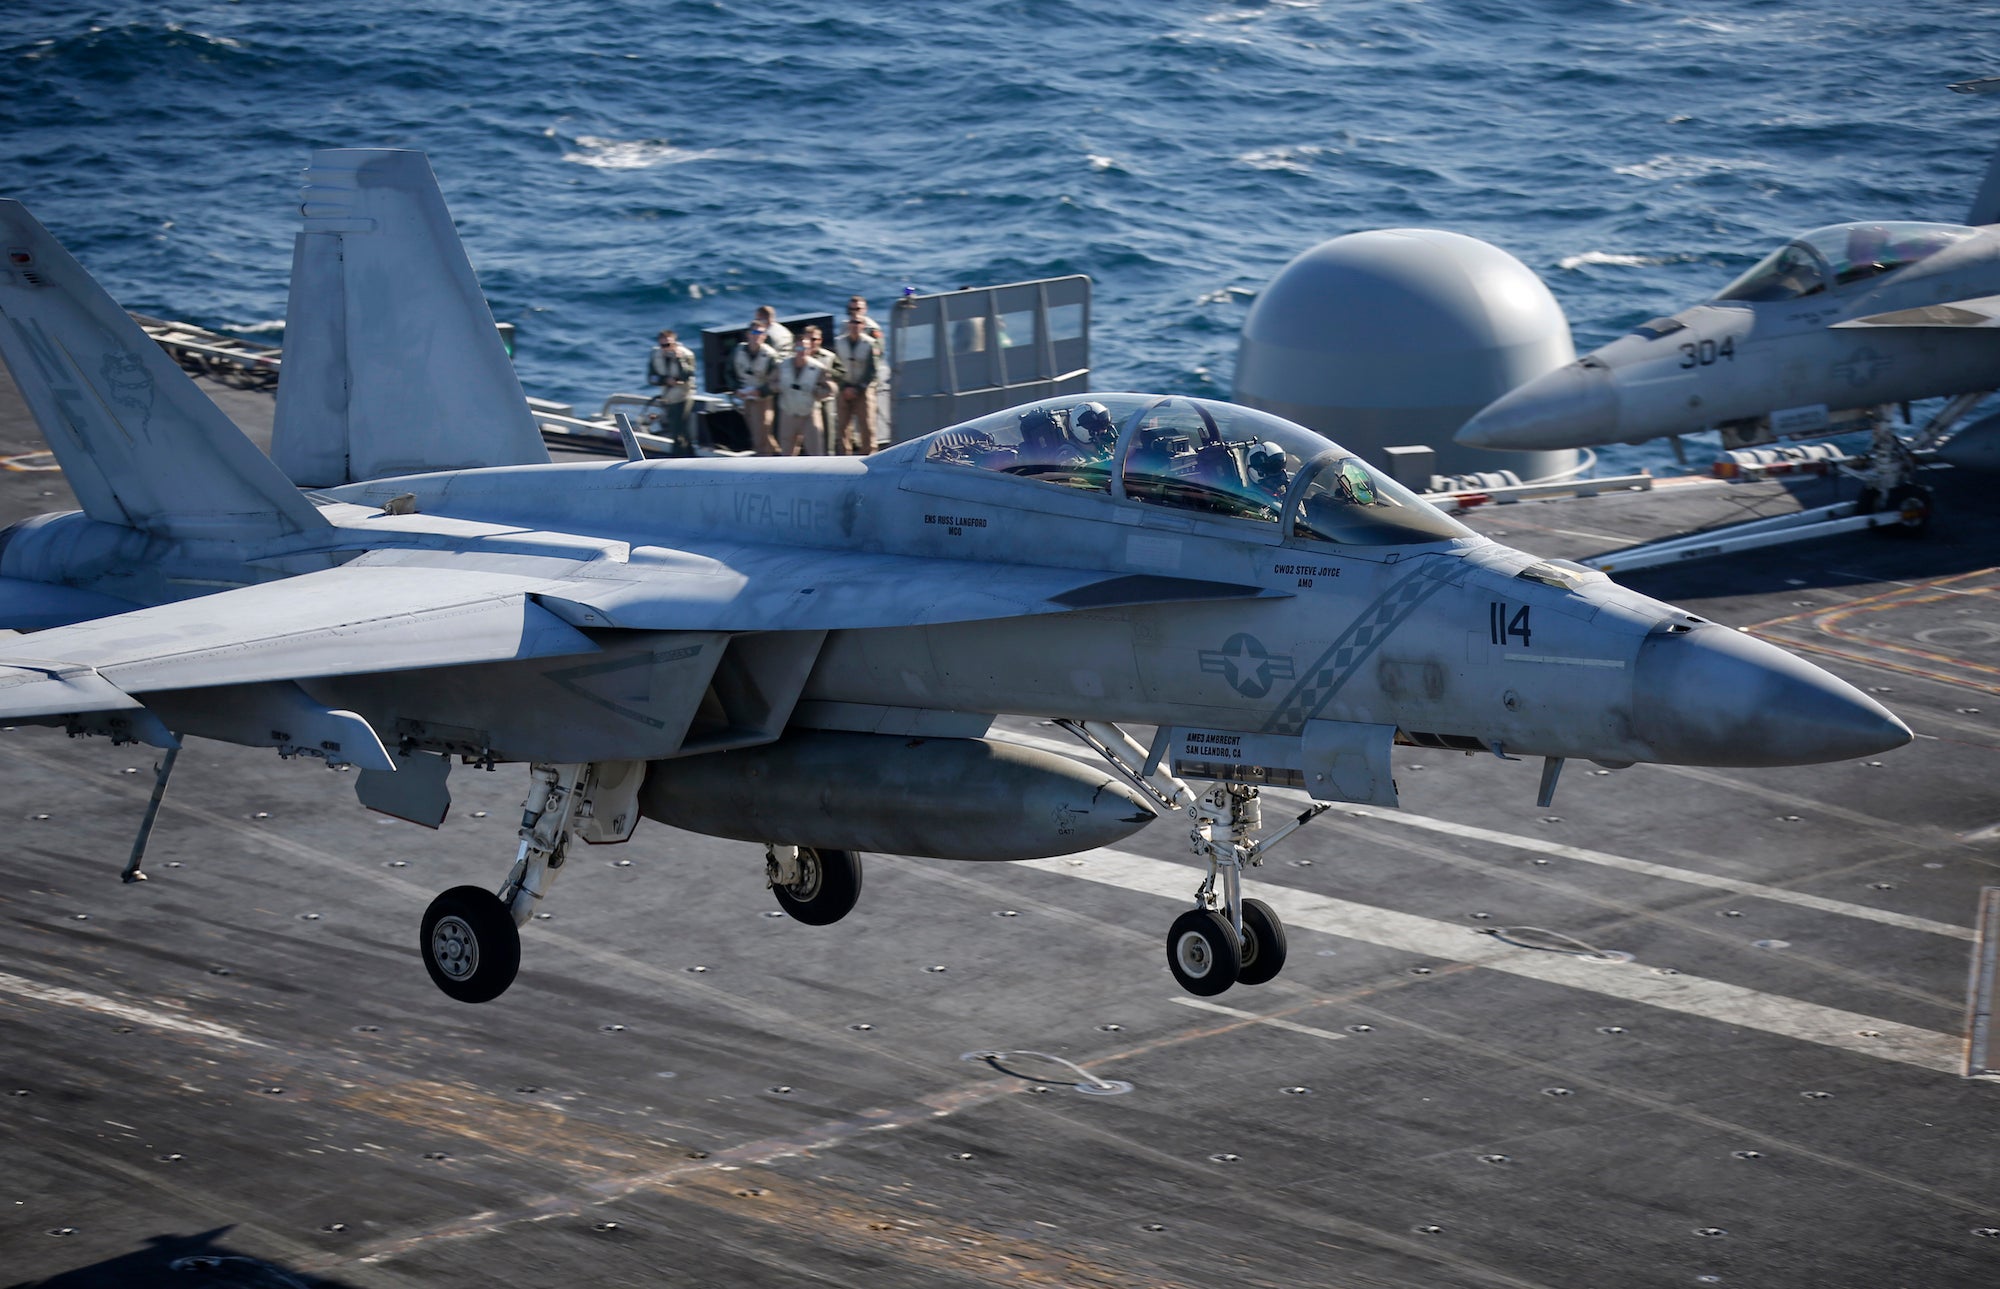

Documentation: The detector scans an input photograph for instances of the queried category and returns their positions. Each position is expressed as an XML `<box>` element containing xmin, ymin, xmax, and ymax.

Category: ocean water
<box><xmin>1</xmin><ymin>0</ymin><xmax>1995</xmax><ymax>473</ymax></box>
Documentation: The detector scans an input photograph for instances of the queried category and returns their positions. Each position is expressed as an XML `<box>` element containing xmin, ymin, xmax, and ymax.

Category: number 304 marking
<box><xmin>1679</xmin><ymin>336</ymin><xmax>1735</xmax><ymax>368</ymax></box>
<box><xmin>1490</xmin><ymin>602</ymin><xmax>1532</xmax><ymax>647</ymax></box>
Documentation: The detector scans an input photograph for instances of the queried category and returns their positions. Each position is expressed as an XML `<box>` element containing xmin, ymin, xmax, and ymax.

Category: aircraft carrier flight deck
<box><xmin>1</xmin><ymin>367</ymin><xmax>1996</xmax><ymax>1289</ymax></box>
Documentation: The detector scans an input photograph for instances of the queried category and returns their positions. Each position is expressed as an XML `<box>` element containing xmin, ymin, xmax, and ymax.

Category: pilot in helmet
<box><xmin>1071</xmin><ymin>401</ymin><xmax>1116</xmax><ymax>455</ymax></box>
<box><xmin>1246</xmin><ymin>440</ymin><xmax>1289</xmax><ymax>497</ymax></box>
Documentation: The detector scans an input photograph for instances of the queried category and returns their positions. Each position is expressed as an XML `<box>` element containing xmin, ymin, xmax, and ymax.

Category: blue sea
<box><xmin>1</xmin><ymin>0</ymin><xmax>1995</xmax><ymax>473</ymax></box>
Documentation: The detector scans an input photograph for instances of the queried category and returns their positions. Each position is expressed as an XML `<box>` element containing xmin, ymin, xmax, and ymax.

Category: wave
<box><xmin>1612</xmin><ymin>154</ymin><xmax>1771</xmax><ymax>181</ymax></box>
<box><xmin>558</xmin><ymin>134</ymin><xmax>719</xmax><ymax>171</ymax></box>
<box><xmin>1556</xmin><ymin>251</ymin><xmax>1654</xmax><ymax>270</ymax></box>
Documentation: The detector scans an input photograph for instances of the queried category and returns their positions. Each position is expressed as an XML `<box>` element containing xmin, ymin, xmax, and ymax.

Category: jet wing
<box><xmin>536</xmin><ymin>542</ymin><xmax>1283</xmax><ymax>632</ymax></box>
<box><xmin>0</xmin><ymin>563</ymin><xmax>597</xmax><ymax>719</ymax></box>
<box><xmin>1835</xmin><ymin>295</ymin><xmax>2000</xmax><ymax>330</ymax></box>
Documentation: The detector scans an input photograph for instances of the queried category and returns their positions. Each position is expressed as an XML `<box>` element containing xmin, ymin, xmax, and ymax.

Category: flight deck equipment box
<box><xmin>888</xmin><ymin>276</ymin><xmax>1091</xmax><ymax>443</ymax></box>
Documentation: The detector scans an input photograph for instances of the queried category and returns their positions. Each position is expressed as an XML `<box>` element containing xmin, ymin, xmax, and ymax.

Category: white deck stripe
<box><xmin>1022</xmin><ymin>850</ymin><xmax>1963</xmax><ymax>1075</ymax></box>
<box><xmin>1172</xmin><ymin>997</ymin><xmax>1350</xmax><ymax>1042</ymax></box>
<box><xmin>1370</xmin><ymin>812</ymin><xmax>1973</xmax><ymax>941</ymax></box>
<box><xmin>999</xmin><ymin>728</ymin><xmax>1971</xmax><ymax>941</ymax></box>
<box><xmin>0</xmin><ymin>970</ymin><xmax>263</xmax><ymax>1047</ymax></box>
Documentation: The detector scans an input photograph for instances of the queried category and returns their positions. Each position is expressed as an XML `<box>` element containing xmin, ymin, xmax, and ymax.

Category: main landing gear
<box><xmin>1055</xmin><ymin>720</ymin><xmax>1327</xmax><ymax>999</ymax></box>
<box><xmin>420</xmin><ymin>761</ymin><xmax>642</xmax><ymax>1004</ymax></box>
<box><xmin>415</xmin><ymin>761</ymin><xmax>865</xmax><ymax>1003</ymax></box>
<box><xmin>765</xmin><ymin>845</ymin><xmax>864</xmax><ymax>925</ymax></box>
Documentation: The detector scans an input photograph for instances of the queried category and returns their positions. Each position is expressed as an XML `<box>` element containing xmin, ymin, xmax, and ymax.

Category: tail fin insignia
<box><xmin>0</xmin><ymin>201</ymin><xmax>327</xmax><ymax>539</ymax></box>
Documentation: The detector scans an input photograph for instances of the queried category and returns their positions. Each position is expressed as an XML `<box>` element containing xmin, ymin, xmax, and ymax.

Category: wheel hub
<box><xmin>785</xmin><ymin>850</ymin><xmax>824</xmax><ymax>900</ymax></box>
<box><xmin>1176</xmin><ymin>930</ymin><xmax>1214</xmax><ymax>978</ymax></box>
<box><xmin>431</xmin><ymin>914</ymin><xmax>479</xmax><ymax>981</ymax></box>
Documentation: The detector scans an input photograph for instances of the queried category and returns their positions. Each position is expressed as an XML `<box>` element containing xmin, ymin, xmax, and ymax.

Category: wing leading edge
<box><xmin>0</xmin><ymin>563</ymin><xmax>598</xmax><ymax>721</ymax></box>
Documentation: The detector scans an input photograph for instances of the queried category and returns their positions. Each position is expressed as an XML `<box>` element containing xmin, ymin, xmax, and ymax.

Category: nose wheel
<box><xmin>1235</xmin><ymin>897</ymin><xmax>1288</xmax><ymax>986</ymax></box>
<box><xmin>1167</xmin><ymin>908</ymin><xmax>1241</xmax><ymax>995</ymax></box>
<box><xmin>1163</xmin><ymin>784</ymin><xmax>1319</xmax><ymax>997</ymax></box>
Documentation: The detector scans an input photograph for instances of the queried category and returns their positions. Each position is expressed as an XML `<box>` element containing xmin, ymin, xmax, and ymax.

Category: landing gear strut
<box><xmin>1054</xmin><ymin>720</ymin><xmax>1326</xmax><ymax>998</ymax></box>
<box><xmin>420</xmin><ymin>761</ymin><xmax>643</xmax><ymax>1004</ymax></box>
<box><xmin>1171</xmin><ymin>784</ymin><xmax>1306</xmax><ymax>995</ymax></box>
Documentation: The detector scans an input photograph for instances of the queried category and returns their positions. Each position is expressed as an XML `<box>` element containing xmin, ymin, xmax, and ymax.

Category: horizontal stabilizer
<box><xmin>0</xmin><ymin>576</ymin><xmax>139</xmax><ymax>630</ymax></box>
<box><xmin>1836</xmin><ymin>295</ymin><xmax>2000</xmax><ymax>330</ymax></box>
<box><xmin>537</xmin><ymin>544</ymin><xmax>1284</xmax><ymax>633</ymax></box>
<box><xmin>0</xmin><ymin>202</ymin><xmax>329</xmax><ymax>539</ymax></box>
<box><xmin>0</xmin><ymin>562</ymin><xmax>598</xmax><ymax>719</ymax></box>
<box><xmin>271</xmin><ymin>149</ymin><xmax>550</xmax><ymax>486</ymax></box>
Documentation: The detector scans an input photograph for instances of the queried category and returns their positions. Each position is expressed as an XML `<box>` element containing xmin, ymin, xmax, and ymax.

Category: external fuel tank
<box><xmin>639</xmin><ymin>729</ymin><xmax>1157</xmax><ymax>860</ymax></box>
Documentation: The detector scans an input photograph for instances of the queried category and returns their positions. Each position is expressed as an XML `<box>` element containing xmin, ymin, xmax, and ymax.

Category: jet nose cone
<box><xmin>1631</xmin><ymin>625</ymin><xmax>1912</xmax><ymax>767</ymax></box>
<box><xmin>1457</xmin><ymin>362</ymin><xmax>1618</xmax><ymax>451</ymax></box>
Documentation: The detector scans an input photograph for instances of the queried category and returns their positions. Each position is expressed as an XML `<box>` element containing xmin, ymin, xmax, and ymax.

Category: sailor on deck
<box><xmin>833</xmin><ymin>314</ymin><xmax>883</xmax><ymax>455</ymax></box>
<box><xmin>732</xmin><ymin>326</ymin><xmax>780</xmax><ymax>455</ymax></box>
<box><xmin>646</xmin><ymin>328</ymin><xmax>697</xmax><ymax>456</ymax></box>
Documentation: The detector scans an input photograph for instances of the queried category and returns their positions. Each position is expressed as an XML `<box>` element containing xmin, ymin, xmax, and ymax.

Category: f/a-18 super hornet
<box><xmin>1456</xmin><ymin>131</ymin><xmax>2000</xmax><ymax>494</ymax></box>
<box><xmin>0</xmin><ymin>151</ymin><xmax>1911</xmax><ymax>1006</ymax></box>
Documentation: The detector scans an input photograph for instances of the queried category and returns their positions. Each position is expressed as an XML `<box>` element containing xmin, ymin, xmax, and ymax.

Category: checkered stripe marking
<box><xmin>1260</xmin><ymin>569</ymin><xmax>1448</xmax><ymax>734</ymax></box>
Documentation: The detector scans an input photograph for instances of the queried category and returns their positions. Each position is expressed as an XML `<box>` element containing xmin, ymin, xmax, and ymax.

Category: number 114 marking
<box><xmin>1490</xmin><ymin>602</ymin><xmax>1532</xmax><ymax>647</ymax></box>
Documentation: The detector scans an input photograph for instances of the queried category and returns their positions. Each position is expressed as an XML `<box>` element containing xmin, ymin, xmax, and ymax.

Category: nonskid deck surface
<box><xmin>2</xmin><ymin>372</ymin><xmax>1996</xmax><ymax>1288</ymax></box>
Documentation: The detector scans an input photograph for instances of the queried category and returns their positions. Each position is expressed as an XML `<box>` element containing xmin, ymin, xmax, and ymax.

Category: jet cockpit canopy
<box><xmin>922</xmin><ymin>393</ymin><xmax>1471</xmax><ymax>546</ymax></box>
<box><xmin>1714</xmin><ymin>221</ymin><xmax>1979</xmax><ymax>303</ymax></box>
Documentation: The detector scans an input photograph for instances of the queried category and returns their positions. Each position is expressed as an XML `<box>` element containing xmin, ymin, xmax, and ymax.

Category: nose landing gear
<box><xmin>1053</xmin><ymin>720</ymin><xmax>1330</xmax><ymax>999</ymax></box>
<box><xmin>1167</xmin><ymin>783</ymin><xmax>1320</xmax><ymax>997</ymax></box>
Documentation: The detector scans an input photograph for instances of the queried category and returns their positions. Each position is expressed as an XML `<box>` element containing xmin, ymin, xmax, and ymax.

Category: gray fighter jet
<box><xmin>0</xmin><ymin>151</ymin><xmax>1911</xmax><ymax>1006</ymax></box>
<box><xmin>1455</xmin><ymin>217</ymin><xmax>2000</xmax><ymax>456</ymax></box>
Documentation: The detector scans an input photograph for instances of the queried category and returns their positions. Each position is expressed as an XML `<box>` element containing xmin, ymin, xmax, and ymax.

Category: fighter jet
<box><xmin>1456</xmin><ymin>150</ymin><xmax>2000</xmax><ymax>460</ymax></box>
<box><xmin>0</xmin><ymin>151</ymin><xmax>1911</xmax><ymax>1006</ymax></box>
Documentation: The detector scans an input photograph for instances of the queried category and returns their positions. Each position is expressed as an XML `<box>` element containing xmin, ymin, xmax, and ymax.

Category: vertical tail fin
<box><xmin>271</xmin><ymin>149</ymin><xmax>550</xmax><ymax>487</ymax></box>
<box><xmin>1973</xmin><ymin>137</ymin><xmax>2000</xmax><ymax>227</ymax></box>
<box><xmin>0</xmin><ymin>201</ymin><xmax>327</xmax><ymax>539</ymax></box>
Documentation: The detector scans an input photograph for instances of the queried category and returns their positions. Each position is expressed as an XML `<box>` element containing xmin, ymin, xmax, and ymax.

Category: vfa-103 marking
<box><xmin>0</xmin><ymin>150</ymin><xmax>1911</xmax><ymax>1005</ymax></box>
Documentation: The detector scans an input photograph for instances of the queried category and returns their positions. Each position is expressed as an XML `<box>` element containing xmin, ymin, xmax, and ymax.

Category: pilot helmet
<box><xmin>1072</xmin><ymin>401</ymin><xmax>1114</xmax><ymax>445</ymax></box>
<box><xmin>1246</xmin><ymin>440</ymin><xmax>1287</xmax><ymax>480</ymax></box>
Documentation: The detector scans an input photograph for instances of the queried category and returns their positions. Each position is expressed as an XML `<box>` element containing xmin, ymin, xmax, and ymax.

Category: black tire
<box><xmin>420</xmin><ymin>885</ymin><xmax>521</xmax><ymax>1004</ymax></box>
<box><xmin>772</xmin><ymin>848</ymin><xmax>863</xmax><ymax>926</ymax></box>
<box><xmin>1166</xmin><ymin>908</ymin><xmax>1241</xmax><ymax>997</ymax></box>
<box><xmin>1235</xmin><ymin>898</ymin><xmax>1289</xmax><ymax>986</ymax></box>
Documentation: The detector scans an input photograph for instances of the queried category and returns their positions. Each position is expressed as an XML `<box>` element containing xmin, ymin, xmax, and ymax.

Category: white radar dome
<box><xmin>1235</xmin><ymin>229</ymin><xmax>1579</xmax><ymax>482</ymax></box>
